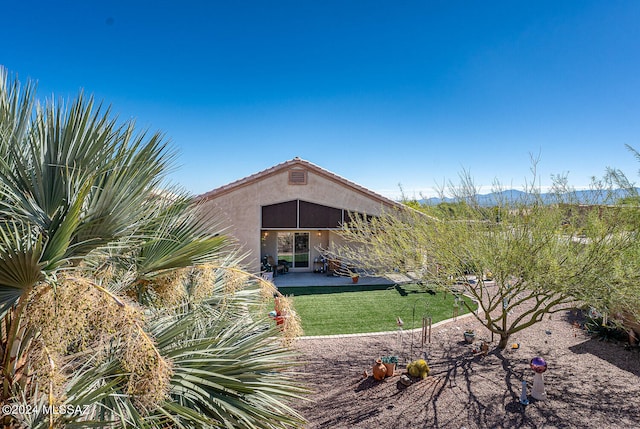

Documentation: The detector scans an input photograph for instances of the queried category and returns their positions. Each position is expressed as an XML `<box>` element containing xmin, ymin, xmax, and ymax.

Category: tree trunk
<box><xmin>497</xmin><ymin>333</ymin><xmax>510</xmax><ymax>349</ymax></box>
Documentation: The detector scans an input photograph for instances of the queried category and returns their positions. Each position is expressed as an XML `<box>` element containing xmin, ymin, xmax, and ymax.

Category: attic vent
<box><xmin>289</xmin><ymin>169</ymin><xmax>307</xmax><ymax>185</ymax></box>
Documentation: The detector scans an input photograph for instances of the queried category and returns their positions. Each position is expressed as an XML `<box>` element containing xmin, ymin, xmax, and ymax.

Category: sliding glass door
<box><xmin>277</xmin><ymin>232</ymin><xmax>309</xmax><ymax>269</ymax></box>
<box><xmin>293</xmin><ymin>232</ymin><xmax>309</xmax><ymax>268</ymax></box>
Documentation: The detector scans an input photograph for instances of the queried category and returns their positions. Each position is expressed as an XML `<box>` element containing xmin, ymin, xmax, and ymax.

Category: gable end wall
<box><xmin>199</xmin><ymin>168</ymin><xmax>392</xmax><ymax>271</ymax></box>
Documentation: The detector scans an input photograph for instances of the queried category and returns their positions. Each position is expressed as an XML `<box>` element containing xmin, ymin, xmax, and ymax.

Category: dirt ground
<box><xmin>289</xmin><ymin>310</ymin><xmax>640</xmax><ymax>429</ymax></box>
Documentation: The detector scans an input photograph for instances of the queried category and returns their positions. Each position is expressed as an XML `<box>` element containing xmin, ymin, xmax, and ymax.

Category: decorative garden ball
<box><xmin>530</xmin><ymin>356</ymin><xmax>548</xmax><ymax>401</ymax></box>
<box><xmin>530</xmin><ymin>357</ymin><xmax>547</xmax><ymax>373</ymax></box>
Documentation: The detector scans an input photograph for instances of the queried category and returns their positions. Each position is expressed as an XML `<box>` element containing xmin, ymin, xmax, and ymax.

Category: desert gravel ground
<box><xmin>289</xmin><ymin>308</ymin><xmax>640</xmax><ymax>429</ymax></box>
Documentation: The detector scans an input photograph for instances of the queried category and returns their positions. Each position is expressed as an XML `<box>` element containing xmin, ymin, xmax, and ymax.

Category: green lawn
<box><xmin>279</xmin><ymin>284</ymin><xmax>475</xmax><ymax>336</ymax></box>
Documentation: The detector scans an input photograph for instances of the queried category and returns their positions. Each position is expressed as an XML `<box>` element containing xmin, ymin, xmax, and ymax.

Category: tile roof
<box><xmin>196</xmin><ymin>157</ymin><xmax>403</xmax><ymax>208</ymax></box>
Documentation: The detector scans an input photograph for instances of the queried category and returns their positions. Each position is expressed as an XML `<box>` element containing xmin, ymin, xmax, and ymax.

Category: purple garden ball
<box><xmin>530</xmin><ymin>357</ymin><xmax>548</xmax><ymax>373</ymax></box>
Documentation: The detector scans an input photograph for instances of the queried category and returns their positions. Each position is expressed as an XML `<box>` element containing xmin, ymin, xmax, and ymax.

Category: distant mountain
<box><xmin>420</xmin><ymin>188</ymin><xmax>639</xmax><ymax>207</ymax></box>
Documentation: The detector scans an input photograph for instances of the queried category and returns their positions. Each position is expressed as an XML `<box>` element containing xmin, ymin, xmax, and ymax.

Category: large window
<box><xmin>277</xmin><ymin>232</ymin><xmax>309</xmax><ymax>268</ymax></box>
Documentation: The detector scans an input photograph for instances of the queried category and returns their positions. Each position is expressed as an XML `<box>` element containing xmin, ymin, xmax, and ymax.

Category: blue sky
<box><xmin>2</xmin><ymin>1</ymin><xmax>640</xmax><ymax>199</ymax></box>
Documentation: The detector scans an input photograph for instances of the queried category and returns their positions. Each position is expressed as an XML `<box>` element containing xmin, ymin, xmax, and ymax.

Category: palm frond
<box><xmin>0</xmin><ymin>67</ymin><xmax>35</xmax><ymax>161</ymax></box>
<box><xmin>151</xmin><ymin>303</ymin><xmax>307</xmax><ymax>429</ymax></box>
<box><xmin>0</xmin><ymin>222</ymin><xmax>44</xmax><ymax>314</ymax></box>
<box><xmin>135</xmin><ymin>198</ymin><xmax>230</xmax><ymax>276</ymax></box>
<box><xmin>0</xmin><ymin>89</ymin><xmax>177</xmax><ymax>266</ymax></box>
<box><xmin>75</xmin><ymin>125</ymin><xmax>176</xmax><ymax>246</ymax></box>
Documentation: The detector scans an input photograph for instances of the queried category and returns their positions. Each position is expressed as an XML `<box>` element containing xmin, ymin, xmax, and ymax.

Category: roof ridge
<box><xmin>196</xmin><ymin>158</ymin><xmax>402</xmax><ymax>208</ymax></box>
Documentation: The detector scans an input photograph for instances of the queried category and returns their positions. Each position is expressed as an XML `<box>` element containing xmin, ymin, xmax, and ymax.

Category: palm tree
<box><xmin>0</xmin><ymin>68</ymin><xmax>306</xmax><ymax>428</ymax></box>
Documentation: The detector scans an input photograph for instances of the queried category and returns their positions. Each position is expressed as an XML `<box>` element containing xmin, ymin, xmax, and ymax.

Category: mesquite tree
<box><xmin>327</xmin><ymin>172</ymin><xmax>634</xmax><ymax>349</ymax></box>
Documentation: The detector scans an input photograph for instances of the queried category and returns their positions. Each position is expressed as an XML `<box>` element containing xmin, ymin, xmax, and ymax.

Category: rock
<box><xmin>400</xmin><ymin>374</ymin><xmax>412</xmax><ymax>386</ymax></box>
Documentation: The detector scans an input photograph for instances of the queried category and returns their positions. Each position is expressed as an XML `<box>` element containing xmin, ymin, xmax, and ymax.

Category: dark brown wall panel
<box><xmin>299</xmin><ymin>201</ymin><xmax>342</xmax><ymax>228</ymax></box>
<box><xmin>262</xmin><ymin>201</ymin><xmax>297</xmax><ymax>228</ymax></box>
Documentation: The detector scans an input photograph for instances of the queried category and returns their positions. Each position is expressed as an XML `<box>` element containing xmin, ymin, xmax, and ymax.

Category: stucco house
<box><xmin>197</xmin><ymin>157</ymin><xmax>403</xmax><ymax>273</ymax></box>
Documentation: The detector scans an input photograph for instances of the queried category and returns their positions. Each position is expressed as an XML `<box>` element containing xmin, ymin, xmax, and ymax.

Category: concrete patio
<box><xmin>271</xmin><ymin>272</ymin><xmax>416</xmax><ymax>288</ymax></box>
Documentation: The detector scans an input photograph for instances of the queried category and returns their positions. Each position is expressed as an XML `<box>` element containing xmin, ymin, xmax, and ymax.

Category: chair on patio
<box><xmin>267</xmin><ymin>256</ymin><xmax>287</xmax><ymax>276</ymax></box>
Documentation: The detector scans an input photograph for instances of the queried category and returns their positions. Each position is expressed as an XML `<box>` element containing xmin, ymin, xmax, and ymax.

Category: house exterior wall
<box><xmin>199</xmin><ymin>163</ymin><xmax>395</xmax><ymax>272</ymax></box>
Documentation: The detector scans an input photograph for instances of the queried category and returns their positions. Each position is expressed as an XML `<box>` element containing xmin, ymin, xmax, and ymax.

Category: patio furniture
<box><xmin>267</xmin><ymin>256</ymin><xmax>287</xmax><ymax>276</ymax></box>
